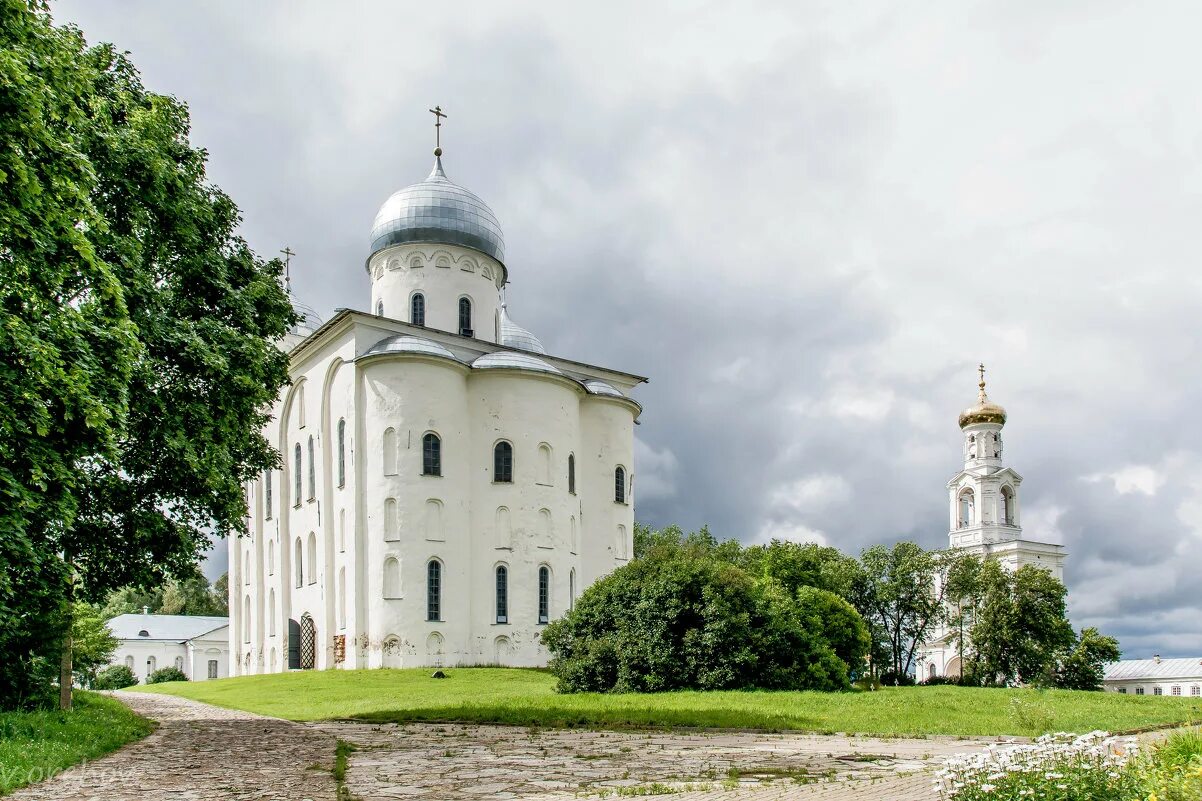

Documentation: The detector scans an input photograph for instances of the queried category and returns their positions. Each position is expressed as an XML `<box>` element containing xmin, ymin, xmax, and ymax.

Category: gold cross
<box><xmin>429</xmin><ymin>105</ymin><xmax>447</xmax><ymax>150</ymax></box>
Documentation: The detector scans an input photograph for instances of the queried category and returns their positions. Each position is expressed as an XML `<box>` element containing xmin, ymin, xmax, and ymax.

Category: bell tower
<box><xmin>945</xmin><ymin>365</ymin><xmax>1064</xmax><ymax>580</ymax></box>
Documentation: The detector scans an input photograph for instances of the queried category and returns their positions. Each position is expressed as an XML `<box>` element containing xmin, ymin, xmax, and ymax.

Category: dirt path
<box><xmin>8</xmin><ymin>691</ymin><xmax>338</xmax><ymax>801</ymax></box>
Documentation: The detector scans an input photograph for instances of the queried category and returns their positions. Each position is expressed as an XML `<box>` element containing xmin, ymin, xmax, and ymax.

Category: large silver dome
<box><xmin>369</xmin><ymin>156</ymin><xmax>505</xmax><ymax>266</ymax></box>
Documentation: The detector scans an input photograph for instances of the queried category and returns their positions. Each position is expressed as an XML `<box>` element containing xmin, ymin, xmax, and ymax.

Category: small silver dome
<box><xmin>290</xmin><ymin>297</ymin><xmax>323</xmax><ymax>338</ymax></box>
<box><xmin>583</xmin><ymin>380</ymin><xmax>624</xmax><ymax>398</ymax></box>
<box><xmin>498</xmin><ymin>304</ymin><xmax>546</xmax><ymax>354</ymax></box>
<box><xmin>369</xmin><ymin>156</ymin><xmax>505</xmax><ymax>266</ymax></box>
<box><xmin>472</xmin><ymin>351</ymin><xmax>562</xmax><ymax>376</ymax></box>
<box><xmin>362</xmin><ymin>335</ymin><xmax>460</xmax><ymax>363</ymax></box>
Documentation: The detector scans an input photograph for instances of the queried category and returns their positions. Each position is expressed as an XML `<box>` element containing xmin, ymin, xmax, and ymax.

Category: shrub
<box><xmin>92</xmin><ymin>665</ymin><xmax>138</xmax><ymax>690</ymax></box>
<box><xmin>1135</xmin><ymin>728</ymin><xmax>1202</xmax><ymax>801</ymax></box>
<box><xmin>145</xmin><ymin>666</ymin><xmax>187</xmax><ymax>684</ymax></box>
<box><xmin>542</xmin><ymin>550</ymin><xmax>860</xmax><ymax>693</ymax></box>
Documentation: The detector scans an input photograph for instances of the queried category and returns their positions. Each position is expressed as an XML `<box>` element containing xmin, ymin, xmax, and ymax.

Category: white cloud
<box><xmin>1085</xmin><ymin>465</ymin><xmax>1166</xmax><ymax>496</ymax></box>
<box><xmin>752</xmin><ymin>522</ymin><xmax>829</xmax><ymax>547</ymax></box>
<box><xmin>633</xmin><ymin>436</ymin><xmax>679</xmax><ymax>502</ymax></box>
<box><xmin>768</xmin><ymin>474</ymin><xmax>852</xmax><ymax>514</ymax></box>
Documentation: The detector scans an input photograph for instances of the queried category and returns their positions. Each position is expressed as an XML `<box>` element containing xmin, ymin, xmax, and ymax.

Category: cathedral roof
<box><xmin>362</xmin><ymin>334</ymin><xmax>460</xmax><ymax>363</ymax></box>
<box><xmin>583</xmin><ymin>380</ymin><xmax>624</xmax><ymax>397</ymax></box>
<box><xmin>958</xmin><ymin>364</ymin><xmax>1007</xmax><ymax>428</ymax></box>
<box><xmin>369</xmin><ymin>154</ymin><xmax>505</xmax><ymax>267</ymax></box>
<box><xmin>472</xmin><ymin>351</ymin><xmax>563</xmax><ymax>376</ymax></box>
<box><xmin>498</xmin><ymin>304</ymin><xmax>546</xmax><ymax>354</ymax></box>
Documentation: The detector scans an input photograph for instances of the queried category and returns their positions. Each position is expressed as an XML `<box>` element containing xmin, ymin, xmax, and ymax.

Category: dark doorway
<box><xmin>300</xmin><ymin>613</ymin><xmax>316</xmax><ymax>670</ymax></box>
<box><xmin>287</xmin><ymin>618</ymin><xmax>301</xmax><ymax>669</ymax></box>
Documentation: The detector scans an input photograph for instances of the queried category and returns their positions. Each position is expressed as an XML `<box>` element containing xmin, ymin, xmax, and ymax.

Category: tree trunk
<box><xmin>59</xmin><ymin>599</ymin><xmax>73</xmax><ymax>711</ymax></box>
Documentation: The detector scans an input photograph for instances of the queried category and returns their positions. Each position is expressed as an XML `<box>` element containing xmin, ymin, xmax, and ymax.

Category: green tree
<box><xmin>69</xmin><ymin>603</ymin><xmax>117</xmax><ymax>688</ymax></box>
<box><xmin>1054</xmin><ymin>627</ymin><xmax>1121</xmax><ymax>691</ymax></box>
<box><xmin>101</xmin><ymin>567</ymin><xmax>226</xmax><ymax>618</ymax></box>
<box><xmin>853</xmin><ymin>542</ymin><xmax>951</xmax><ymax>682</ymax></box>
<box><xmin>0</xmin><ymin>1</ymin><xmax>294</xmax><ymax>709</ymax></box>
<box><xmin>542</xmin><ymin>548</ymin><xmax>856</xmax><ymax>693</ymax></box>
<box><xmin>740</xmin><ymin>540</ymin><xmax>860</xmax><ymax>599</ymax></box>
<box><xmin>967</xmin><ymin>561</ymin><xmax>1074</xmax><ymax>685</ymax></box>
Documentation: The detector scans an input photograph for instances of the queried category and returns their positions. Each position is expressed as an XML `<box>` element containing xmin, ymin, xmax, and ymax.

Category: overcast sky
<box><xmin>53</xmin><ymin>1</ymin><xmax>1202</xmax><ymax>659</ymax></box>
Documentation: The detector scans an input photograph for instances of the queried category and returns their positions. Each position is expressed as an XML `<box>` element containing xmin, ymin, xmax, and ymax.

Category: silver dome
<box><xmin>472</xmin><ymin>351</ymin><xmax>562</xmax><ymax>376</ymax></box>
<box><xmin>583</xmin><ymin>380</ymin><xmax>624</xmax><ymax>398</ymax></box>
<box><xmin>369</xmin><ymin>156</ymin><xmax>505</xmax><ymax>266</ymax></box>
<box><xmin>498</xmin><ymin>304</ymin><xmax>546</xmax><ymax>354</ymax></box>
<box><xmin>362</xmin><ymin>335</ymin><xmax>460</xmax><ymax>363</ymax></box>
<box><xmin>290</xmin><ymin>296</ymin><xmax>323</xmax><ymax>337</ymax></box>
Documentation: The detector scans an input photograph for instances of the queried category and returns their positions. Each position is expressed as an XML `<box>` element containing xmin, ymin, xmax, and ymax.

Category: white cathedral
<box><xmin>919</xmin><ymin>369</ymin><xmax>1067</xmax><ymax>679</ymax></box>
<box><xmin>228</xmin><ymin>141</ymin><xmax>645</xmax><ymax>674</ymax></box>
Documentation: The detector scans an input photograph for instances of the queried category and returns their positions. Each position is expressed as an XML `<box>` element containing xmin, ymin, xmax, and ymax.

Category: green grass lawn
<box><xmin>135</xmin><ymin>668</ymin><xmax>1202</xmax><ymax>737</ymax></box>
<box><xmin>0</xmin><ymin>691</ymin><xmax>153</xmax><ymax>795</ymax></box>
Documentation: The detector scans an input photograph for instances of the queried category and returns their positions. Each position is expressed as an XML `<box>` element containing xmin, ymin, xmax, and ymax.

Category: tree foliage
<box><xmin>101</xmin><ymin>569</ymin><xmax>227</xmax><ymax>619</ymax></box>
<box><xmin>70</xmin><ymin>603</ymin><xmax>117</xmax><ymax>688</ymax></box>
<box><xmin>1053</xmin><ymin>627</ymin><xmax>1121</xmax><ymax>691</ymax></box>
<box><xmin>542</xmin><ymin>538</ymin><xmax>867</xmax><ymax>693</ymax></box>
<box><xmin>145</xmin><ymin>666</ymin><xmax>188</xmax><ymax>684</ymax></box>
<box><xmin>92</xmin><ymin>664</ymin><xmax>138</xmax><ymax>690</ymax></box>
<box><xmin>0</xmin><ymin>1</ymin><xmax>293</xmax><ymax>708</ymax></box>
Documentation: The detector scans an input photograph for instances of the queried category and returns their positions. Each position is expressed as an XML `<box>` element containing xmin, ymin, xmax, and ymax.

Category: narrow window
<box><xmin>293</xmin><ymin>444</ymin><xmax>302</xmax><ymax>506</ymax></box>
<box><xmin>294</xmin><ymin>537</ymin><xmax>303</xmax><ymax>587</ymax></box>
<box><xmin>383</xmin><ymin>427</ymin><xmax>397</xmax><ymax>476</ymax></box>
<box><xmin>384</xmin><ymin>498</ymin><xmax>399</xmax><ymax>541</ymax></box>
<box><xmin>1192</xmin><ymin>686</ymin><xmax>1200</xmax><ymax>697</ymax></box>
<box><xmin>265</xmin><ymin>470</ymin><xmax>273</xmax><ymax>519</ymax></box>
<box><xmin>267</xmin><ymin>539</ymin><xmax>275</xmax><ymax>575</ymax></box>
<box><xmin>307</xmin><ymin>435</ymin><xmax>316</xmax><ymax>500</ymax></box>
<box><xmin>376</xmin><ymin>300</ymin><xmax>384</xmax><ymax>316</ymax></box>
<box><xmin>244</xmin><ymin>549</ymin><xmax>250</xmax><ymax>584</ymax></box>
<box><xmin>207</xmin><ymin>660</ymin><xmax>218</xmax><ymax>679</ymax></box>
<box><xmin>1172</xmin><ymin>685</ymin><xmax>1182</xmax><ymax>696</ymax></box>
<box><xmin>175</xmin><ymin>655</ymin><xmax>184</xmax><ymax>671</ymax></box>
<box><xmin>569</xmin><ymin>569</ymin><xmax>576</xmax><ymax>612</ymax></box>
<box><xmin>958</xmin><ymin>489</ymin><xmax>974</xmax><ymax>528</ymax></box>
<box><xmin>538</xmin><ymin>443</ymin><xmax>552</xmax><ymax>484</ymax></box>
<box><xmin>1136</xmin><ymin>687</ymin><xmax>1145</xmax><ymax>695</ymax></box>
<box><xmin>494</xmin><ymin>441</ymin><xmax>513</xmax><ymax>483</ymax></box>
<box><xmin>1001</xmin><ymin>486</ymin><xmax>1014</xmax><ymax>525</ymax></box>
<box><xmin>458</xmin><ymin>297</ymin><xmax>473</xmax><ymax>336</ymax></box>
<box><xmin>411</xmin><ymin>293</ymin><xmax>425</xmax><ymax>326</ymax></box>
<box><xmin>427</xmin><ymin>560</ymin><xmax>442</xmax><ymax>621</ymax></box>
<box><xmin>338</xmin><ymin>508</ymin><xmax>346</xmax><ymax>552</ymax></box>
<box><xmin>337</xmin><ymin>418</ymin><xmax>346</xmax><ymax>488</ymax></box>
<box><xmin>337</xmin><ymin>568</ymin><xmax>346</xmax><ymax>630</ymax></box>
<box><xmin>1118</xmin><ymin>688</ymin><xmax>1126</xmax><ymax>694</ymax></box>
<box><xmin>495</xmin><ymin>565</ymin><xmax>508</xmax><ymax>623</ymax></box>
<box><xmin>268</xmin><ymin>589</ymin><xmax>276</xmax><ymax>636</ymax></box>
<box><xmin>538</xmin><ymin>566</ymin><xmax>550</xmax><ymax>624</ymax></box>
<box><xmin>1154</xmin><ymin>687</ymin><xmax>1163</xmax><ymax>696</ymax></box>
<box><xmin>306</xmin><ymin>531</ymin><xmax>317</xmax><ymax>584</ymax></box>
<box><xmin>423</xmin><ymin>432</ymin><xmax>441</xmax><ymax>476</ymax></box>
<box><xmin>242</xmin><ymin>597</ymin><xmax>250</xmax><ymax>643</ymax></box>
<box><xmin>568</xmin><ymin>453</ymin><xmax>575</xmax><ymax>494</ymax></box>
<box><xmin>615</xmin><ymin>466</ymin><xmax>626</xmax><ymax>503</ymax></box>
<box><xmin>616</xmin><ymin>524</ymin><xmax>627</xmax><ymax>559</ymax></box>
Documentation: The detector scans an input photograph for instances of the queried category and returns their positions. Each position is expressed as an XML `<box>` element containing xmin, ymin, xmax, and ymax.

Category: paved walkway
<box><xmin>9</xmin><ymin>691</ymin><xmax>339</xmax><ymax>800</ymax></box>
<box><xmin>310</xmin><ymin>720</ymin><xmax>1004</xmax><ymax>800</ymax></box>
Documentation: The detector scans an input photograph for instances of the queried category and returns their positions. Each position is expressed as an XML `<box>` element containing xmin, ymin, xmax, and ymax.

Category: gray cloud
<box><xmin>53</xmin><ymin>0</ymin><xmax>1202</xmax><ymax>658</ymax></box>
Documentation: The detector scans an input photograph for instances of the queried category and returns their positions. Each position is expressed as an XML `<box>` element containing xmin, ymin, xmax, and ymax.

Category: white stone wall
<box><xmin>112</xmin><ymin>631</ymin><xmax>229</xmax><ymax>683</ymax></box>
<box><xmin>1104</xmin><ymin>678</ymin><xmax>1202</xmax><ymax>697</ymax></box>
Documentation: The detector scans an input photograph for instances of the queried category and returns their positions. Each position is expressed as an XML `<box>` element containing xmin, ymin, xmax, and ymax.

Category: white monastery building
<box><xmin>229</xmin><ymin>135</ymin><xmax>645</xmax><ymax>674</ymax></box>
<box><xmin>1102</xmin><ymin>656</ymin><xmax>1202</xmax><ymax>697</ymax></box>
<box><xmin>107</xmin><ymin>613</ymin><xmax>230</xmax><ymax>683</ymax></box>
<box><xmin>920</xmin><ymin>368</ymin><xmax>1067</xmax><ymax>679</ymax></box>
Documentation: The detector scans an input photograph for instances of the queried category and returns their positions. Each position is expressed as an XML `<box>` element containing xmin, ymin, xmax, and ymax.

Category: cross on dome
<box><xmin>429</xmin><ymin>105</ymin><xmax>447</xmax><ymax>155</ymax></box>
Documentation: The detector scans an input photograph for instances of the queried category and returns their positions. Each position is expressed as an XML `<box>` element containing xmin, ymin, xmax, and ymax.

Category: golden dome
<box><xmin>958</xmin><ymin>364</ymin><xmax>1007</xmax><ymax>428</ymax></box>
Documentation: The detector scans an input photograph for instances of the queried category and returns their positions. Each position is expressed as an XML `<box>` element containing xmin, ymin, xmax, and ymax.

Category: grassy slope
<box><xmin>135</xmin><ymin>668</ymin><xmax>1202</xmax><ymax>737</ymax></box>
<box><xmin>0</xmin><ymin>691</ymin><xmax>153</xmax><ymax>795</ymax></box>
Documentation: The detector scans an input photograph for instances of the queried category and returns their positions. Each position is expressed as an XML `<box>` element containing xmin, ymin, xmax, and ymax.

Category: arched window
<box><xmin>494</xmin><ymin>441</ymin><xmax>513</xmax><ymax>483</ymax></box>
<box><xmin>383</xmin><ymin>557</ymin><xmax>402</xmax><ymax>598</ymax></box>
<box><xmin>294</xmin><ymin>537</ymin><xmax>303</xmax><ymax>587</ymax></box>
<box><xmin>267</xmin><ymin>539</ymin><xmax>275</xmax><ymax>575</ymax></box>
<box><xmin>568</xmin><ymin>453</ymin><xmax>576</xmax><ymax>495</ymax></box>
<box><xmin>338</xmin><ymin>508</ymin><xmax>346</xmax><ymax>552</ymax></box>
<box><xmin>424</xmin><ymin>499</ymin><xmax>444</xmax><ymax>541</ymax></box>
<box><xmin>265</xmin><ymin>470</ymin><xmax>273</xmax><ymax>519</ymax></box>
<box><xmin>958</xmin><ymin>489</ymin><xmax>974</xmax><ymax>529</ymax></box>
<box><xmin>383</xmin><ymin>427</ymin><xmax>397</xmax><ymax>475</ymax></box>
<box><xmin>124</xmin><ymin>655</ymin><xmax>134</xmax><ymax>670</ymax></box>
<box><xmin>411</xmin><ymin>293</ymin><xmax>425</xmax><ymax>326</ymax></box>
<box><xmin>538</xmin><ymin>565</ymin><xmax>550</xmax><ymax>624</ymax></box>
<box><xmin>268</xmin><ymin>589</ymin><xmax>276</xmax><ymax>636</ymax></box>
<box><xmin>306</xmin><ymin>531</ymin><xmax>317</xmax><ymax>584</ymax></box>
<box><xmin>293</xmin><ymin>444</ymin><xmax>302</xmax><ymax>506</ymax></box>
<box><xmin>297</xmin><ymin>385</ymin><xmax>306</xmax><ymax>428</ymax></box>
<box><xmin>242</xmin><ymin>596</ymin><xmax>250</xmax><ymax>643</ymax></box>
<box><xmin>616</xmin><ymin>524</ymin><xmax>627</xmax><ymax>559</ymax></box>
<box><xmin>538</xmin><ymin>443</ymin><xmax>552</xmax><ymax>485</ymax></box>
<box><xmin>243</xmin><ymin>549</ymin><xmax>250</xmax><ymax>584</ymax></box>
<box><xmin>1001</xmin><ymin>486</ymin><xmax>1015</xmax><ymax>525</ymax></box>
<box><xmin>147</xmin><ymin>655</ymin><xmax>157</xmax><ymax>674</ymax></box>
<box><xmin>495</xmin><ymin>565</ymin><xmax>508</xmax><ymax>623</ymax></box>
<box><xmin>307</xmin><ymin>435</ymin><xmax>315</xmax><ymax>500</ymax></box>
<box><xmin>570</xmin><ymin>516</ymin><xmax>578</xmax><ymax>553</ymax></box>
<box><xmin>615</xmin><ymin>466</ymin><xmax>626</xmax><ymax>504</ymax></box>
<box><xmin>495</xmin><ymin>506</ymin><xmax>512</xmax><ymax>548</ymax></box>
<box><xmin>569</xmin><ymin>568</ymin><xmax>576</xmax><ymax>612</ymax></box>
<box><xmin>376</xmin><ymin>300</ymin><xmax>384</xmax><ymax>316</ymax></box>
<box><xmin>427</xmin><ymin>560</ymin><xmax>442</xmax><ymax>621</ymax></box>
<box><xmin>337</xmin><ymin>418</ymin><xmax>346</xmax><ymax>488</ymax></box>
<box><xmin>383</xmin><ymin>497</ymin><xmax>399</xmax><ymax>541</ymax></box>
<box><xmin>422</xmin><ymin>432</ymin><xmax>441</xmax><ymax>476</ymax></box>
<box><xmin>337</xmin><ymin>568</ymin><xmax>346</xmax><ymax>630</ymax></box>
<box><xmin>539</xmin><ymin>508</ymin><xmax>552</xmax><ymax>545</ymax></box>
<box><xmin>458</xmin><ymin>297</ymin><xmax>473</xmax><ymax>336</ymax></box>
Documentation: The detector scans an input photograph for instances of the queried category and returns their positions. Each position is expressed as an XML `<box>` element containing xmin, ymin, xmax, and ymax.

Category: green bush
<box><xmin>542</xmin><ymin>549</ymin><xmax>863</xmax><ymax>693</ymax></box>
<box><xmin>145</xmin><ymin>666</ymin><xmax>188</xmax><ymax>684</ymax></box>
<box><xmin>92</xmin><ymin>664</ymin><xmax>138</xmax><ymax>690</ymax></box>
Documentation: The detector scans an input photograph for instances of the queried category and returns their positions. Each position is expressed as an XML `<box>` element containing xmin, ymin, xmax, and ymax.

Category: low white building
<box><xmin>107</xmin><ymin>613</ymin><xmax>230</xmax><ymax>683</ymax></box>
<box><xmin>1103</xmin><ymin>656</ymin><xmax>1202</xmax><ymax>697</ymax></box>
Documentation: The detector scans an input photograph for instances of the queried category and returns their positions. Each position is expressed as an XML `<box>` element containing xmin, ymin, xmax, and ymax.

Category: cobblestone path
<box><xmin>311</xmin><ymin>721</ymin><xmax>1007</xmax><ymax>801</ymax></box>
<box><xmin>9</xmin><ymin>691</ymin><xmax>338</xmax><ymax>801</ymax></box>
